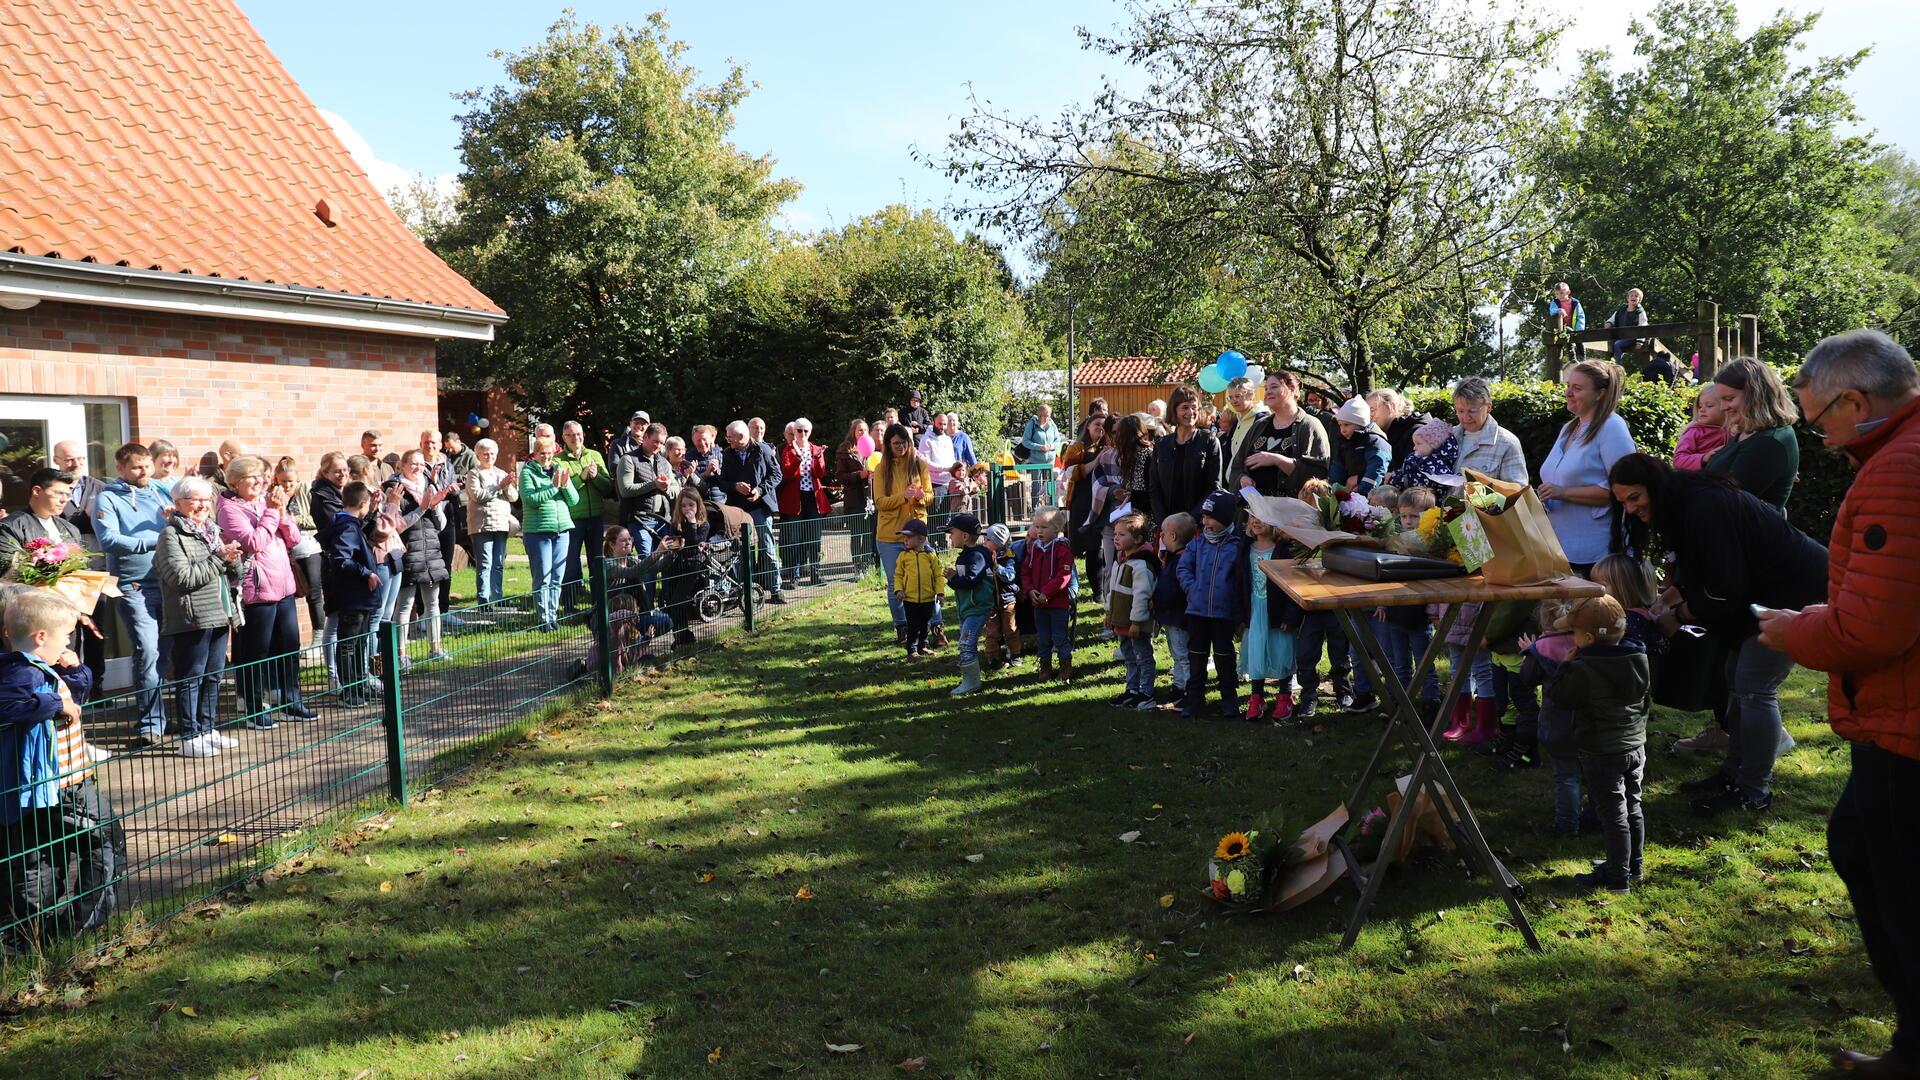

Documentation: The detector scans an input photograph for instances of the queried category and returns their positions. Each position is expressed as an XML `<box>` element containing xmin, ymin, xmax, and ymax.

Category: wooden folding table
<box><xmin>1262</xmin><ymin>559</ymin><xmax>1604</xmax><ymax>951</ymax></box>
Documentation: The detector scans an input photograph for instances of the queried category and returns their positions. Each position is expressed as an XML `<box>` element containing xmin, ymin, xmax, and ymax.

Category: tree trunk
<box><xmin>1341</xmin><ymin>318</ymin><xmax>1373</xmax><ymax>395</ymax></box>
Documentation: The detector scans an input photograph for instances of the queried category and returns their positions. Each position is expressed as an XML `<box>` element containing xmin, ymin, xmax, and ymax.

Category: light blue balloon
<box><xmin>1198</xmin><ymin>364</ymin><xmax>1230</xmax><ymax>394</ymax></box>
<box><xmin>1216</xmin><ymin>349</ymin><xmax>1248</xmax><ymax>379</ymax></box>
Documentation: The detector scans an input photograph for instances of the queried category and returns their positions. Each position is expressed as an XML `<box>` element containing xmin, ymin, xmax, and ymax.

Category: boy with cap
<box><xmin>893</xmin><ymin>518</ymin><xmax>942</xmax><ymax>658</ymax></box>
<box><xmin>980</xmin><ymin>523</ymin><xmax>1022</xmax><ymax>671</ymax></box>
<box><xmin>1176</xmin><ymin>490</ymin><xmax>1250</xmax><ymax>718</ymax></box>
<box><xmin>1548</xmin><ymin>595</ymin><xmax>1651</xmax><ymax>893</ymax></box>
<box><xmin>944</xmin><ymin>513</ymin><xmax>996</xmax><ymax>696</ymax></box>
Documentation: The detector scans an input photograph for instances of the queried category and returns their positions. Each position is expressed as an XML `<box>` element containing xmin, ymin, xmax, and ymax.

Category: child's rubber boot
<box><xmin>1441</xmin><ymin>695</ymin><xmax>1472</xmax><ymax>741</ymax></box>
<box><xmin>1461</xmin><ymin>698</ymin><xmax>1500</xmax><ymax>745</ymax></box>
<box><xmin>951</xmin><ymin>660</ymin><xmax>984</xmax><ymax>697</ymax></box>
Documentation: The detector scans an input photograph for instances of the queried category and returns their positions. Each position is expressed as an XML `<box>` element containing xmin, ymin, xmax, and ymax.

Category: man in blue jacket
<box><xmin>94</xmin><ymin>442</ymin><xmax>170</xmax><ymax>744</ymax></box>
<box><xmin>719</xmin><ymin>421</ymin><xmax>786</xmax><ymax>605</ymax></box>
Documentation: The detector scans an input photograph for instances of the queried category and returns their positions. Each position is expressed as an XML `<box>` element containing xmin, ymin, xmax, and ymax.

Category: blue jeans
<box><xmin>1374</xmin><ymin>619</ymin><xmax>1440</xmax><ymax>703</ymax></box>
<box><xmin>748</xmin><ymin>513</ymin><xmax>783</xmax><ymax>595</ymax></box>
<box><xmin>957</xmin><ymin>613</ymin><xmax>989</xmax><ymax>667</ymax></box>
<box><xmin>1119</xmin><ymin>633</ymin><xmax>1156</xmax><ymax>696</ymax></box>
<box><xmin>1447</xmin><ymin>644</ymin><xmax>1497</xmax><ymax>700</ymax></box>
<box><xmin>562</xmin><ymin>515</ymin><xmax>604</xmax><ymax>609</ymax></box>
<box><xmin>524</xmin><ymin>531</ymin><xmax>567</xmax><ymax>627</ymax></box>
<box><xmin>877</xmin><ymin>540</ymin><xmax>942</xmax><ymax>628</ymax></box>
<box><xmin>471</xmin><ymin>530</ymin><xmax>507</xmax><ymax>604</ymax></box>
<box><xmin>1033</xmin><ymin>606</ymin><xmax>1071</xmax><ymax>660</ymax></box>
<box><xmin>118</xmin><ymin>581</ymin><xmax>166</xmax><ymax>738</ymax></box>
<box><xmin>1721</xmin><ymin>634</ymin><xmax>1799</xmax><ymax>799</ymax></box>
<box><xmin>1164</xmin><ymin>625</ymin><xmax>1191</xmax><ymax>692</ymax></box>
<box><xmin>168</xmin><ymin>627</ymin><xmax>227</xmax><ymax>739</ymax></box>
<box><xmin>1537</xmin><ymin>703</ymin><xmax>1583</xmax><ymax>829</ymax></box>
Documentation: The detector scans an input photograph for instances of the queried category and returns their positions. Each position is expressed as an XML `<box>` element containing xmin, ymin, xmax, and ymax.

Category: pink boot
<box><xmin>1460</xmin><ymin>699</ymin><xmax>1500</xmax><ymax>745</ymax></box>
<box><xmin>1441</xmin><ymin>695</ymin><xmax>1472</xmax><ymax>741</ymax></box>
<box><xmin>1272</xmin><ymin>692</ymin><xmax>1293</xmax><ymax>721</ymax></box>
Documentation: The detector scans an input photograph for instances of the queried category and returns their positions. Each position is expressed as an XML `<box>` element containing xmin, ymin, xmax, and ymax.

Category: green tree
<box><xmin>432</xmin><ymin>12</ymin><xmax>799</xmax><ymax>421</ymax></box>
<box><xmin>1535</xmin><ymin>0</ymin><xmax>1897</xmax><ymax>359</ymax></box>
<box><xmin>1871</xmin><ymin>149</ymin><xmax>1920</xmax><ymax>344</ymax></box>
<box><xmin>941</xmin><ymin>0</ymin><xmax>1557</xmax><ymax>392</ymax></box>
<box><xmin>707</xmin><ymin>206</ymin><xmax>1046</xmax><ymax>445</ymax></box>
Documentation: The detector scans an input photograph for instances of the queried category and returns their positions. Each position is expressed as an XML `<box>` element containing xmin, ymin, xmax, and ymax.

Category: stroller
<box><xmin>690</xmin><ymin>536</ymin><xmax>761</xmax><ymax>623</ymax></box>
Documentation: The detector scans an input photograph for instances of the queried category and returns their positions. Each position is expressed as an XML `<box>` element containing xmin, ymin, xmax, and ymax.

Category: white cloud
<box><xmin>318</xmin><ymin>107</ymin><xmax>454</xmax><ymax>205</ymax></box>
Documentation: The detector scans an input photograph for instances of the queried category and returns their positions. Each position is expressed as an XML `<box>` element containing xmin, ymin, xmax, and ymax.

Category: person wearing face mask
<box><xmin>1757</xmin><ymin>329</ymin><xmax>1920</xmax><ymax>1080</ymax></box>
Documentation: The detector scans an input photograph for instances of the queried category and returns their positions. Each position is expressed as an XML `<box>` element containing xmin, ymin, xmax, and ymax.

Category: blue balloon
<box><xmin>1198</xmin><ymin>364</ymin><xmax>1230</xmax><ymax>394</ymax></box>
<box><xmin>466</xmin><ymin>412</ymin><xmax>481</xmax><ymax>425</ymax></box>
<box><xmin>1215</xmin><ymin>349</ymin><xmax>1248</xmax><ymax>379</ymax></box>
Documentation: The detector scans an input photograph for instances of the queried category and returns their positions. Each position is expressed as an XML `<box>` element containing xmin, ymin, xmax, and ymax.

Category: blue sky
<box><xmin>243</xmin><ymin>0</ymin><xmax>1919</xmax><ymax>277</ymax></box>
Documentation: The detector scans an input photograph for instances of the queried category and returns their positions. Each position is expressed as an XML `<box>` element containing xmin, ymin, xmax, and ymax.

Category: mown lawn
<box><xmin>0</xmin><ymin>584</ymin><xmax>1881</xmax><ymax>1079</ymax></box>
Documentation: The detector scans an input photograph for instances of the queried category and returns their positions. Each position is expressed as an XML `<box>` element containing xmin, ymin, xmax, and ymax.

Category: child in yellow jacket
<box><xmin>892</xmin><ymin>518</ymin><xmax>943</xmax><ymax>657</ymax></box>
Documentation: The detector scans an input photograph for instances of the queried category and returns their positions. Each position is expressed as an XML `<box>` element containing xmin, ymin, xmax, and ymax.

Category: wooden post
<box><xmin>1695</xmin><ymin>300</ymin><xmax>1720</xmax><ymax>378</ymax></box>
<box><xmin>1740</xmin><ymin>314</ymin><xmax>1760</xmax><ymax>359</ymax></box>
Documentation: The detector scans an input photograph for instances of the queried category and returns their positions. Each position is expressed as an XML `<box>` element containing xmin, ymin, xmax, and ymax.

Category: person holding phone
<box><xmin>386</xmin><ymin>450</ymin><xmax>453</xmax><ymax>670</ymax></box>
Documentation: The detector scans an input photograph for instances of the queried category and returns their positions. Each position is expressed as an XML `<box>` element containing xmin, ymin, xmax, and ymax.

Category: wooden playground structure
<box><xmin>1546</xmin><ymin>299</ymin><xmax>1760</xmax><ymax>379</ymax></box>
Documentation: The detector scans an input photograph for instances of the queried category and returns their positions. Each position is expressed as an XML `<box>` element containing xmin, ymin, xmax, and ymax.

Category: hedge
<box><xmin>1402</xmin><ymin>376</ymin><xmax>1847</xmax><ymax>541</ymax></box>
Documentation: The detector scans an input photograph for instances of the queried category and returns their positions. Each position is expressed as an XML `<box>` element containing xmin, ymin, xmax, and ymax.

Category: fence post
<box><xmin>591</xmin><ymin>563</ymin><xmax>615</xmax><ymax>697</ymax></box>
<box><xmin>987</xmin><ymin>470</ymin><xmax>1005</xmax><ymax>528</ymax></box>
<box><xmin>741</xmin><ymin>527</ymin><xmax>757</xmax><ymax>633</ymax></box>
<box><xmin>379</xmin><ymin>620</ymin><xmax>408</xmax><ymax>806</ymax></box>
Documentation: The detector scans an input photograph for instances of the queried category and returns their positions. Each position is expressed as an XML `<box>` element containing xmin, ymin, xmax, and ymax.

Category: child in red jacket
<box><xmin>1019</xmin><ymin>508</ymin><xmax>1076</xmax><ymax>680</ymax></box>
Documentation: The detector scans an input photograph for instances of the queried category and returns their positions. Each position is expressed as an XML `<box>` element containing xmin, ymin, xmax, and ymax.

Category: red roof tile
<box><xmin>0</xmin><ymin>0</ymin><xmax>500</xmax><ymax>313</ymax></box>
<box><xmin>1074</xmin><ymin>356</ymin><xmax>1199</xmax><ymax>387</ymax></box>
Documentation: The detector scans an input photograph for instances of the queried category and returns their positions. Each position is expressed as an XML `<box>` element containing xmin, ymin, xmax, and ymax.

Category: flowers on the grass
<box><xmin>1214</xmin><ymin>832</ymin><xmax>1252</xmax><ymax>861</ymax></box>
<box><xmin>1204</xmin><ymin>812</ymin><xmax>1300</xmax><ymax>908</ymax></box>
<box><xmin>10</xmin><ymin>536</ymin><xmax>90</xmax><ymax>587</ymax></box>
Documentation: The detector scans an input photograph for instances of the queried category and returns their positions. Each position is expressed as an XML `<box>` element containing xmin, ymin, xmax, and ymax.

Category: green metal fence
<box><xmin>0</xmin><ymin>509</ymin><xmax>884</xmax><ymax>961</ymax></box>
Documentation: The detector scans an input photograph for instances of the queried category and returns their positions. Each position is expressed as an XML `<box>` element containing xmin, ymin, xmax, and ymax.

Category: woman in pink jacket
<box><xmin>218</xmin><ymin>455</ymin><xmax>316</xmax><ymax>726</ymax></box>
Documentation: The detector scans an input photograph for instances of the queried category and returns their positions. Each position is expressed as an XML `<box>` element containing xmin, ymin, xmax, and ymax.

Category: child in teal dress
<box><xmin>1239</xmin><ymin>513</ymin><xmax>1302</xmax><ymax>721</ymax></box>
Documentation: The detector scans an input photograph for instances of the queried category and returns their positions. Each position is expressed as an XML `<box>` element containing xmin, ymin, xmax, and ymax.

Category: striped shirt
<box><xmin>55</xmin><ymin>716</ymin><xmax>93</xmax><ymax>787</ymax></box>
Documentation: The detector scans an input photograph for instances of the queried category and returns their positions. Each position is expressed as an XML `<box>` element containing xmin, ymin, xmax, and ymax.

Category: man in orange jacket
<box><xmin>1760</xmin><ymin>328</ymin><xmax>1920</xmax><ymax>1079</ymax></box>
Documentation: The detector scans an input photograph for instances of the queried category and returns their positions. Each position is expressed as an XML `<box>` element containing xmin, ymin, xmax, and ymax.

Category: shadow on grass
<box><xmin>0</xmin><ymin>586</ymin><xmax>1881</xmax><ymax>1079</ymax></box>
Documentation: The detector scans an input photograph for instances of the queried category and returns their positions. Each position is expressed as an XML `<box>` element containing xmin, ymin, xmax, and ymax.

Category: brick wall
<box><xmin>0</xmin><ymin>299</ymin><xmax>441</xmax><ymax>468</ymax></box>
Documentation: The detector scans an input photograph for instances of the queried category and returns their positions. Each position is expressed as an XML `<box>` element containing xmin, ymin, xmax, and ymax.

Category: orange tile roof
<box><xmin>1074</xmin><ymin>356</ymin><xmax>1200</xmax><ymax>387</ymax></box>
<box><xmin>0</xmin><ymin>0</ymin><xmax>500</xmax><ymax>314</ymax></box>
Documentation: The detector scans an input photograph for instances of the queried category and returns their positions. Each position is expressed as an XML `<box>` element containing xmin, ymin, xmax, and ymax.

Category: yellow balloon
<box><xmin>866</xmin><ymin>452</ymin><xmax>882</xmax><ymax>470</ymax></box>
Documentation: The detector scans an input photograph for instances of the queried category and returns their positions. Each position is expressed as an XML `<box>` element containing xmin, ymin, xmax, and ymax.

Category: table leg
<box><xmin>1336</xmin><ymin>609</ymin><xmax>1401</xmax><ymax>821</ymax></box>
<box><xmin>1335</xmin><ymin>605</ymin><xmax>1540</xmax><ymax>952</ymax></box>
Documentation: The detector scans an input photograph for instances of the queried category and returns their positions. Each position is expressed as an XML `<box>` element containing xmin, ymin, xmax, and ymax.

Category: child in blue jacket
<box><xmin>1176</xmin><ymin>491</ymin><xmax>1250</xmax><ymax>719</ymax></box>
<box><xmin>1</xmin><ymin>588</ymin><xmax>124</xmax><ymax>939</ymax></box>
<box><xmin>1152</xmin><ymin>513</ymin><xmax>1197</xmax><ymax>705</ymax></box>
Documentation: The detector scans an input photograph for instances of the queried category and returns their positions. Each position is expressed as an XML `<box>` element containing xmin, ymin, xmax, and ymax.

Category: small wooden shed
<box><xmin>1073</xmin><ymin>357</ymin><xmax>1214</xmax><ymax>419</ymax></box>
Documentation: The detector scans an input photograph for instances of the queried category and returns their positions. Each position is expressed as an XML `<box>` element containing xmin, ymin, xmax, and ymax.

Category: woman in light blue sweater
<box><xmin>1538</xmin><ymin>359</ymin><xmax>1635</xmax><ymax>573</ymax></box>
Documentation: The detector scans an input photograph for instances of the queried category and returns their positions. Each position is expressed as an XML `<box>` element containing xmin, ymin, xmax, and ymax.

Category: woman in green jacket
<box><xmin>519</xmin><ymin>435</ymin><xmax>581</xmax><ymax>632</ymax></box>
<box><xmin>1704</xmin><ymin>358</ymin><xmax>1801</xmax><ymax>511</ymax></box>
<box><xmin>153</xmin><ymin>477</ymin><xmax>245</xmax><ymax>757</ymax></box>
<box><xmin>556</xmin><ymin>421</ymin><xmax>614</xmax><ymax>610</ymax></box>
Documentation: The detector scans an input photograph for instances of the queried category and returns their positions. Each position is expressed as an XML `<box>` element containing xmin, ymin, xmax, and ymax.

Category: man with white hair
<box><xmin>719</xmin><ymin>420</ymin><xmax>785</xmax><ymax>604</ymax></box>
<box><xmin>51</xmin><ymin>440</ymin><xmax>101</xmax><ymax>541</ymax></box>
<box><xmin>1758</xmin><ymin>328</ymin><xmax>1920</xmax><ymax>1079</ymax></box>
<box><xmin>1146</xmin><ymin>399</ymin><xmax>1167</xmax><ymax>423</ymax></box>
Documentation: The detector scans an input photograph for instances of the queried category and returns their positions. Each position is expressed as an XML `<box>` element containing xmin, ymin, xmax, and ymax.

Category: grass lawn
<box><xmin>0</xmin><ymin>584</ymin><xmax>1882</xmax><ymax>1079</ymax></box>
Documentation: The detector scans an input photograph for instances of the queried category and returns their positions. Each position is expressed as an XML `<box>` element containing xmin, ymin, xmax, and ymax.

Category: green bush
<box><xmin>1402</xmin><ymin>378</ymin><xmax>1693</xmax><ymax>482</ymax></box>
<box><xmin>1403</xmin><ymin>370</ymin><xmax>1849</xmax><ymax>541</ymax></box>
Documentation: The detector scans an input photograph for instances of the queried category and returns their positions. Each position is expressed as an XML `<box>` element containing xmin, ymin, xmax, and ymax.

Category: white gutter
<box><xmin>0</xmin><ymin>253</ymin><xmax>506</xmax><ymax>342</ymax></box>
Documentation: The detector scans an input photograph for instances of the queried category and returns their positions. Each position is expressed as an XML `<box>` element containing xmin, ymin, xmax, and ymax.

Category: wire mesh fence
<box><xmin>0</xmin><ymin>511</ymin><xmax>878</xmax><ymax>963</ymax></box>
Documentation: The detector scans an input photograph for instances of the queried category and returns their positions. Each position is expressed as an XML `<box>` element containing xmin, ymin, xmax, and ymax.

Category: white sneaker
<box><xmin>178</xmin><ymin>734</ymin><xmax>222</xmax><ymax>758</ymax></box>
<box><xmin>209</xmin><ymin>732</ymin><xmax>239</xmax><ymax>749</ymax></box>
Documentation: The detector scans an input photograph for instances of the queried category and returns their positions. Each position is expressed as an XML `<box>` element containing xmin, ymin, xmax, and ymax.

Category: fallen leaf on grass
<box><xmin>899</xmin><ymin>1057</ymin><xmax>928</xmax><ymax>1071</ymax></box>
<box><xmin>708</xmin><ymin>1046</ymin><xmax>723</xmax><ymax>1063</ymax></box>
<box><xmin>378</xmin><ymin>881</ymin><xmax>394</xmax><ymax>893</ymax></box>
<box><xmin>794</xmin><ymin>886</ymin><xmax>815</xmax><ymax>900</ymax></box>
<box><xmin>697</xmin><ymin>873</ymin><xmax>715</xmax><ymax>884</ymax></box>
<box><xmin>964</xmin><ymin>854</ymin><xmax>985</xmax><ymax>864</ymax></box>
<box><xmin>825</xmin><ymin>1042</ymin><xmax>863</xmax><ymax>1054</ymax></box>
<box><xmin>1118</xmin><ymin>831</ymin><xmax>1141</xmax><ymax>844</ymax></box>
<box><xmin>178</xmin><ymin>1005</ymin><xmax>198</xmax><ymax>1018</ymax></box>
<box><xmin>1159</xmin><ymin>893</ymin><xmax>1175</xmax><ymax>909</ymax></box>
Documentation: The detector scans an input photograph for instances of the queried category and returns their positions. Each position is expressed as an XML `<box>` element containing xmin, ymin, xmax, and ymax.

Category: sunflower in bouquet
<box><xmin>1385</xmin><ymin>482</ymin><xmax>1508</xmax><ymax>565</ymax></box>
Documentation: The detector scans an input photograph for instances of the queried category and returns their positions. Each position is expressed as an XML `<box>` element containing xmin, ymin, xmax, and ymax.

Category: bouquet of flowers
<box><xmin>1385</xmin><ymin>482</ymin><xmax>1508</xmax><ymax>566</ymax></box>
<box><xmin>10</xmin><ymin>536</ymin><xmax>91</xmax><ymax>587</ymax></box>
<box><xmin>1298</xmin><ymin>478</ymin><xmax>1392</xmax><ymax>539</ymax></box>
<box><xmin>1204</xmin><ymin>810</ymin><xmax>1300</xmax><ymax>908</ymax></box>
